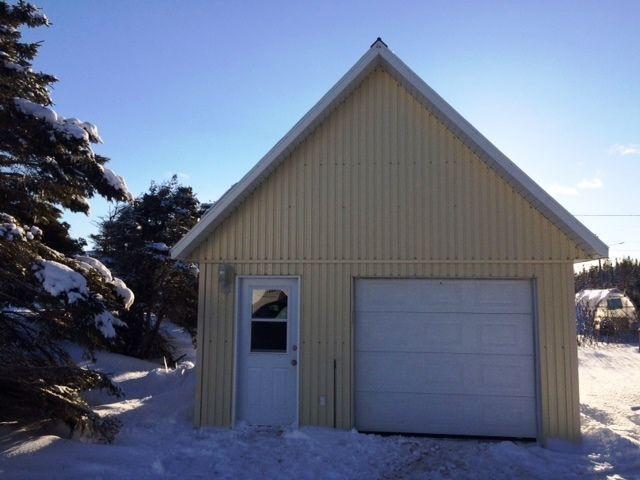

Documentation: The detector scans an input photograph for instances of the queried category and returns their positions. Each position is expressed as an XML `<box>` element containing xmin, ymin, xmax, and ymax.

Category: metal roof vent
<box><xmin>370</xmin><ymin>37</ymin><xmax>388</xmax><ymax>49</ymax></box>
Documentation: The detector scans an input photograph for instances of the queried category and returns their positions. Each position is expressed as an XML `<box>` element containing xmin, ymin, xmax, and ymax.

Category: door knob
<box><xmin>291</xmin><ymin>359</ymin><xmax>297</xmax><ymax>366</ymax></box>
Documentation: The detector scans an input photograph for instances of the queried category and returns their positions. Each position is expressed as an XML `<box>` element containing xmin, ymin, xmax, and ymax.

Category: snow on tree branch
<box><xmin>0</xmin><ymin>213</ymin><xmax>42</xmax><ymax>241</ymax></box>
<box><xmin>100</xmin><ymin>165</ymin><xmax>133</xmax><ymax>202</ymax></box>
<box><xmin>1</xmin><ymin>49</ymin><xmax>32</xmax><ymax>73</ymax></box>
<box><xmin>34</xmin><ymin>259</ymin><xmax>88</xmax><ymax>304</ymax></box>
<box><xmin>2</xmin><ymin>58</ymin><xmax>30</xmax><ymax>73</ymax></box>
<box><xmin>75</xmin><ymin>255</ymin><xmax>135</xmax><ymax>310</ymax></box>
<box><xmin>175</xmin><ymin>261</ymin><xmax>199</xmax><ymax>276</ymax></box>
<box><xmin>30</xmin><ymin>6</ymin><xmax>50</xmax><ymax>26</ymax></box>
<box><xmin>12</xmin><ymin>96</ymin><xmax>133</xmax><ymax>204</ymax></box>
<box><xmin>111</xmin><ymin>277</ymin><xmax>134</xmax><ymax>310</ymax></box>
<box><xmin>146</xmin><ymin>242</ymin><xmax>170</xmax><ymax>252</ymax></box>
<box><xmin>13</xmin><ymin>97</ymin><xmax>103</xmax><ymax>143</ymax></box>
<box><xmin>94</xmin><ymin>310</ymin><xmax>126</xmax><ymax>339</ymax></box>
<box><xmin>75</xmin><ymin>255</ymin><xmax>113</xmax><ymax>281</ymax></box>
<box><xmin>33</xmin><ymin>258</ymin><xmax>131</xmax><ymax>336</ymax></box>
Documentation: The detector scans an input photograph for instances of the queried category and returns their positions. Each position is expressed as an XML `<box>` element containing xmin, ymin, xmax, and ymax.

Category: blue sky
<box><xmin>23</xmin><ymin>0</ymin><xmax>640</xmax><ymax>260</ymax></box>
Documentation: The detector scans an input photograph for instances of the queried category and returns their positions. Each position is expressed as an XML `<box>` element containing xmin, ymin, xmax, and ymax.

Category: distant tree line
<box><xmin>575</xmin><ymin>258</ymin><xmax>640</xmax><ymax>309</ymax></box>
<box><xmin>575</xmin><ymin>258</ymin><xmax>640</xmax><ymax>344</ymax></box>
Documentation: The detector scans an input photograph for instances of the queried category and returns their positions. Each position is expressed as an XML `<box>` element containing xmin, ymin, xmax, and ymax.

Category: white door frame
<box><xmin>232</xmin><ymin>275</ymin><xmax>301</xmax><ymax>428</ymax></box>
<box><xmin>531</xmin><ymin>277</ymin><xmax>543</xmax><ymax>445</ymax></box>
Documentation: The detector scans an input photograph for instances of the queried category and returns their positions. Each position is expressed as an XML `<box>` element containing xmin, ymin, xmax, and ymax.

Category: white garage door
<box><xmin>355</xmin><ymin>279</ymin><xmax>537</xmax><ymax>438</ymax></box>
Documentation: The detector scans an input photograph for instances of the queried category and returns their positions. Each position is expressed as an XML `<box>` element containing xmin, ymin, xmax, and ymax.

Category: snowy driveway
<box><xmin>1</xmin><ymin>329</ymin><xmax>639</xmax><ymax>479</ymax></box>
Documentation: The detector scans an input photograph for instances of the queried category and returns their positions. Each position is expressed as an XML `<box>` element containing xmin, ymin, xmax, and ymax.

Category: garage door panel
<box><xmin>356</xmin><ymin>351</ymin><xmax>535</xmax><ymax>397</ymax></box>
<box><xmin>355</xmin><ymin>312</ymin><xmax>534</xmax><ymax>356</ymax></box>
<box><xmin>476</xmin><ymin>281</ymin><xmax>532</xmax><ymax>313</ymax></box>
<box><xmin>355</xmin><ymin>313</ymin><xmax>463</xmax><ymax>352</ymax></box>
<box><xmin>356</xmin><ymin>279</ymin><xmax>532</xmax><ymax>314</ymax></box>
<box><xmin>355</xmin><ymin>279</ymin><xmax>537</xmax><ymax>438</ymax></box>
<box><xmin>479</xmin><ymin>322</ymin><xmax>531</xmax><ymax>353</ymax></box>
<box><xmin>356</xmin><ymin>392</ymin><xmax>537</xmax><ymax>438</ymax></box>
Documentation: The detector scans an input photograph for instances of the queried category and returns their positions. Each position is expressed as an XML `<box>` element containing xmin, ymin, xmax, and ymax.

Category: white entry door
<box><xmin>236</xmin><ymin>277</ymin><xmax>299</xmax><ymax>426</ymax></box>
<box><xmin>355</xmin><ymin>279</ymin><xmax>537</xmax><ymax>438</ymax></box>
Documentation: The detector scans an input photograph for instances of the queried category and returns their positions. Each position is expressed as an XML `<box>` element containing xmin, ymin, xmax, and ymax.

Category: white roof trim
<box><xmin>172</xmin><ymin>41</ymin><xmax>608</xmax><ymax>260</ymax></box>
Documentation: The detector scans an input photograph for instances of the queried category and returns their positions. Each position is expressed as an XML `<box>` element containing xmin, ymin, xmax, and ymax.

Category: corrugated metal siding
<box><xmin>192</xmin><ymin>68</ymin><xmax>581</xmax><ymax>442</ymax></box>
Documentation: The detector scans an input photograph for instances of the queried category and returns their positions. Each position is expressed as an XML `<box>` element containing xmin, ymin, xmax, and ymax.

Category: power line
<box><xmin>574</xmin><ymin>214</ymin><xmax>640</xmax><ymax>217</ymax></box>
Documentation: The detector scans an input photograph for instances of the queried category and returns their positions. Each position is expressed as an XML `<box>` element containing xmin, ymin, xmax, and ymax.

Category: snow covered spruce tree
<box><xmin>0</xmin><ymin>1</ymin><xmax>134</xmax><ymax>442</ymax></box>
<box><xmin>92</xmin><ymin>176</ymin><xmax>201</xmax><ymax>360</ymax></box>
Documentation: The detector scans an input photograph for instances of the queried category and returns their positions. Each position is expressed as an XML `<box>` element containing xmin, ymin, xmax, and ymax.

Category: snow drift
<box><xmin>1</xmin><ymin>329</ymin><xmax>639</xmax><ymax>479</ymax></box>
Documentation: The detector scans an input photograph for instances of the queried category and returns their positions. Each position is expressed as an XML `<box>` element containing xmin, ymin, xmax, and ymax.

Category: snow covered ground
<box><xmin>1</xmin><ymin>329</ymin><xmax>639</xmax><ymax>479</ymax></box>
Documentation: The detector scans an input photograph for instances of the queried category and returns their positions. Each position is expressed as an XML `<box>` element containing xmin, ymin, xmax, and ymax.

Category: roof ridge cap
<box><xmin>370</xmin><ymin>37</ymin><xmax>388</xmax><ymax>49</ymax></box>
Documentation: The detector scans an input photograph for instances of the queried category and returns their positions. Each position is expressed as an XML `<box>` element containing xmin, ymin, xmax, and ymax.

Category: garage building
<box><xmin>172</xmin><ymin>39</ymin><xmax>608</xmax><ymax>444</ymax></box>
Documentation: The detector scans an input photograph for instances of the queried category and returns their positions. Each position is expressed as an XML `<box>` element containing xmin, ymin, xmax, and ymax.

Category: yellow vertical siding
<box><xmin>191</xmin><ymin>68</ymin><xmax>582</xmax><ymax>443</ymax></box>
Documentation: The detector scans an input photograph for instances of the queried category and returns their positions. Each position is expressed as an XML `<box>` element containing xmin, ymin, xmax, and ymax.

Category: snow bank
<box><xmin>579</xmin><ymin>344</ymin><xmax>640</xmax><ymax>467</ymax></box>
<box><xmin>34</xmin><ymin>260</ymin><xmax>88</xmax><ymax>304</ymax></box>
<box><xmin>2</xmin><ymin>333</ymin><xmax>639</xmax><ymax>479</ymax></box>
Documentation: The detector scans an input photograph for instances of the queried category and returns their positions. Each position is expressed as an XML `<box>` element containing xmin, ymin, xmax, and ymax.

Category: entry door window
<box><xmin>250</xmin><ymin>289</ymin><xmax>288</xmax><ymax>352</ymax></box>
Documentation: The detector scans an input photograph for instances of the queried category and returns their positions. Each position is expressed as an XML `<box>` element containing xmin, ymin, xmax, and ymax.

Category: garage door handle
<box><xmin>291</xmin><ymin>359</ymin><xmax>297</xmax><ymax>366</ymax></box>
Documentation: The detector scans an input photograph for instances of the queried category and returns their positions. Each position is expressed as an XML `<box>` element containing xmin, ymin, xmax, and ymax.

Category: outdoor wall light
<box><xmin>218</xmin><ymin>263</ymin><xmax>235</xmax><ymax>294</ymax></box>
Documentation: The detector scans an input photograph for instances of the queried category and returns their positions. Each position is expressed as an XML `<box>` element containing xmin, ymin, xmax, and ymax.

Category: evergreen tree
<box><xmin>92</xmin><ymin>176</ymin><xmax>202</xmax><ymax>359</ymax></box>
<box><xmin>0</xmin><ymin>1</ymin><xmax>133</xmax><ymax>441</ymax></box>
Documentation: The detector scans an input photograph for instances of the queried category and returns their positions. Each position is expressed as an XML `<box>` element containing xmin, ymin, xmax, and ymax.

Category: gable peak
<box><xmin>370</xmin><ymin>37</ymin><xmax>388</xmax><ymax>49</ymax></box>
<box><xmin>171</xmin><ymin>40</ymin><xmax>608</xmax><ymax>261</ymax></box>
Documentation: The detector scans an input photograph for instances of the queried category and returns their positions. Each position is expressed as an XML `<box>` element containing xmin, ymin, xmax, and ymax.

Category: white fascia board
<box><xmin>172</xmin><ymin>43</ymin><xmax>608</xmax><ymax>260</ymax></box>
